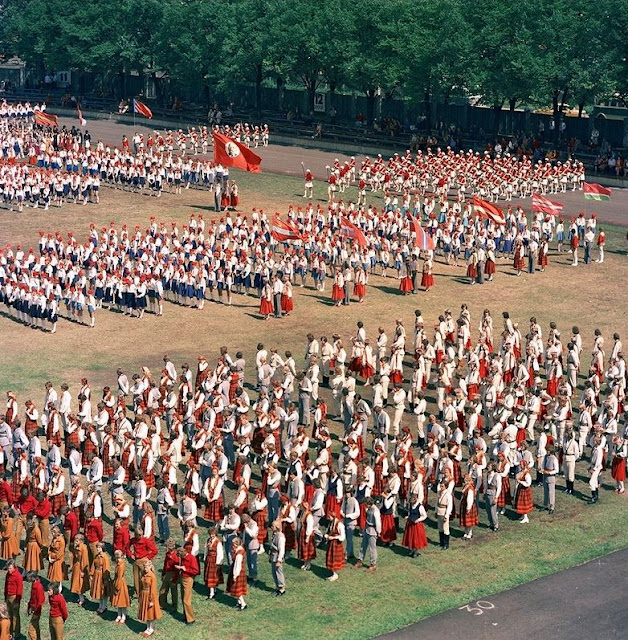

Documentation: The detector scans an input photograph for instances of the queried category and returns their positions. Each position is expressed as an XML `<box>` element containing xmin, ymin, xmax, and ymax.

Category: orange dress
<box><xmin>47</xmin><ymin>536</ymin><xmax>67</xmax><ymax>582</ymax></box>
<box><xmin>23</xmin><ymin>524</ymin><xmax>43</xmax><ymax>571</ymax></box>
<box><xmin>70</xmin><ymin>543</ymin><xmax>90</xmax><ymax>594</ymax></box>
<box><xmin>0</xmin><ymin>618</ymin><xmax>11</xmax><ymax>640</ymax></box>
<box><xmin>110</xmin><ymin>559</ymin><xmax>130</xmax><ymax>608</ymax></box>
<box><xmin>137</xmin><ymin>571</ymin><xmax>162</xmax><ymax>622</ymax></box>
<box><xmin>0</xmin><ymin>517</ymin><xmax>19</xmax><ymax>559</ymax></box>
<box><xmin>90</xmin><ymin>552</ymin><xmax>111</xmax><ymax>600</ymax></box>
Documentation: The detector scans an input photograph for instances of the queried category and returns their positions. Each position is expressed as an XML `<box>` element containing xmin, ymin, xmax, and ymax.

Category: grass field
<box><xmin>0</xmin><ymin>170</ymin><xmax>627</xmax><ymax>639</ymax></box>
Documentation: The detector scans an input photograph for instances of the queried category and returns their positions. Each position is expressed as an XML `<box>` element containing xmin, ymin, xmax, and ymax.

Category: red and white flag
<box><xmin>408</xmin><ymin>214</ymin><xmax>435</xmax><ymax>251</ymax></box>
<box><xmin>339</xmin><ymin>216</ymin><xmax>367</xmax><ymax>248</ymax></box>
<box><xmin>34</xmin><ymin>112</ymin><xmax>58</xmax><ymax>128</ymax></box>
<box><xmin>271</xmin><ymin>215</ymin><xmax>303</xmax><ymax>242</ymax></box>
<box><xmin>213</xmin><ymin>132</ymin><xmax>262</xmax><ymax>173</ymax></box>
<box><xmin>532</xmin><ymin>192</ymin><xmax>563</xmax><ymax>216</ymax></box>
<box><xmin>133</xmin><ymin>98</ymin><xmax>153</xmax><ymax>119</ymax></box>
<box><xmin>76</xmin><ymin>104</ymin><xmax>87</xmax><ymax>127</ymax></box>
<box><xmin>473</xmin><ymin>196</ymin><xmax>506</xmax><ymax>225</ymax></box>
<box><xmin>583</xmin><ymin>183</ymin><xmax>612</xmax><ymax>201</ymax></box>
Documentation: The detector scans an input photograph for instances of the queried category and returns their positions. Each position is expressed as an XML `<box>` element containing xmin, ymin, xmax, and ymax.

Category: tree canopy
<box><xmin>1</xmin><ymin>0</ymin><xmax>626</xmax><ymax>119</ymax></box>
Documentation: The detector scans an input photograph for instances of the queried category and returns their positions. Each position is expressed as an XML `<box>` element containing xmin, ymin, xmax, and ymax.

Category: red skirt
<box><xmin>484</xmin><ymin>259</ymin><xmax>495</xmax><ymax>275</ymax></box>
<box><xmin>390</xmin><ymin>370</ymin><xmax>403</xmax><ymax>384</ymax></box>
<box><xmin>324</xmin><ymin>495</ymin><xmax>341</xmax><ymax>519</ymax></box>
<box><xmin>546</xmin><ymin>379</ymin><xmax>559</xmax><ymax>397</ymax></box>
<box><xmin>253</xmin><ymin>509</ymin><xmax>268</xmax><ymax>543</ymax></box>
<box><xmin>205</xmin><ymin>496</ymin><xmax>224</xmax><ymax>522</ymax></box>
<box><xmin>611</xmin><ymin>456</ymin><xmax>626</xmax><ymax>482</ymax></box>
<box><xmin>540</xmin><ymin>254</ymin><xmax>548</xmax><ymax>266</ymax></box>
<box><xmin>421</xmin><ymin>273</ymin><xmax>434</xmax><ymax>288</ymax></box>
<box><xmin>373</xmin><ymin>470</ymin><xmax>384</xmax><ymax>497</ymax></box>
<box><xmin>402</xmin><ymin>520</ymin><xmax>428</xmax><ymax>550</ymax></box>
<box><xmin>326</xmin><ymin>539</ymin><xmax>345</xmax><ymax>571</ymax></box>
<box><xmin>303</xmin><ymin>484</ymin><xmax>314</xmax><ymax>505</ymax></box>
<box><xmin>259</xmin><ymin>298</ymin><xmax>273</xmax><ymax>315</ymax></box>
<box><xmin>349</xmin><ymin>357</ymin><xmax>362</xmax><ymax>372</ymax></box>
<box><xmin>354</xmin><ymin>283</ymin><xmax>366</xmax><ymax>297</ymax></box>
<box><xmin>139</xmin><ymin>458</ymin><xmax>155</xmax><ymax>489</ymax></box>
<box><xmin>514</xmin><ymin>486</ymin><xmax>533</xmax><ymax>514</ymax></box>
<box><xmin>204</xmin><ymin>551</ymin><xmax>224</xmax><ymax>588</ymax></box>
<box><xmin>360</xmin><ymin>364</ymin><xmax>375</xmax><ymax>379</ymax></box>
<box><xmin>82</xmin><ymin>439</ymin><xmax>97</xmax><ymax>467</ymax></box>
<box><xmin>459</xmin><ymin>501</ymin><xmax>479</xmax><ymax>527</ymax></box>
<box><xmin>232</xmin><ymin>459</ymin><xmax>243</xmax><ymax>485</ymax></box>
<box><xmin>226</xmin><ymin>565</ymin><xmax>247</xmax><ymax>597</ymax></box>
<box><xmin>452</xmin><ymin>460</ymin><xmax>462</xmax><ymax>487</ymax></box>
<box><xmin>230</xmin><ymin>194</ymin><xmax>239</xmax><ymax>207</ymax></box>
<box><xmin>497</xmin><ymin>476</ymin><xmax>512</xmax><ymax>507</ymax></box>
<box><xmin>51</xmin><ymin>493</ymin><xmax>67</xmax><ymax>516</ymax></box>
<box><xmin>466</xmin><ymin>265</ymin><xmax>477</xmax><ymax>278</ymax></box>
<box><xmin>380</xmin><ymin>513</ymin><xmax>397</xmax><ymax>543</ymax></box>
<box><xmin>514</xmin><ymin>257</ymin><xmax>525</xmax><ymax>271</ymax></box>
<box><xmin>358</xmin><ymin>503</ymin><xmax>367</xmax><ymax>530</ymax></box>
<box><xmin>283</xmin><ymin>523</ymin><xmax>296</xmax><ymax>552</ymax></box>
<box><xmin>399</xmin><ymin>277</ymin><xmax>413</xmax><ymax>292</ymax></box>
<box><xmin>331</xmin><ymin>284</ymin><xmax>344</xmax><ymax>301</ymax></box>
<box><xmin>467</xmin><ymin>383</ymin><xmax>479</xmax><ymax>400</ymax></box>
<box><xmin>281</xmin><ymin>294</ymin><xmax>294</xmax><ymax>312</ymax></box>
<box><xmin>25</xmin><ymin>417</ymin><xmax>39</xmax><ymax>439</ymax></box>
<box><xmin>298</xmin><ymin>527</ymin><xmax>317</xmax><ymax>561</ymax></box>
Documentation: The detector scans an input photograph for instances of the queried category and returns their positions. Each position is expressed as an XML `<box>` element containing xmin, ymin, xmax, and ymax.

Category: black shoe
<box><xmin>549</xmin><ymin>508</ymin><xmax>555</xmax><ymax>515</ymax></box>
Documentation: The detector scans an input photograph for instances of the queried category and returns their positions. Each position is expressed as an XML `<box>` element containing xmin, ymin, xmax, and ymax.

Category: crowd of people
<box><xmin>0</xmin><ymin>196</ymin><xmax>604</xmax><ymax>333</ymax></box>
<box><xmin>0</xmin><ymin>306</ymin><xmax>625</xmax><ymax>636</ymax></box>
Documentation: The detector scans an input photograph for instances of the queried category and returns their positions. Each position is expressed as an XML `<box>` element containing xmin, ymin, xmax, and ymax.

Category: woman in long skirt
<box><xmin>226</xmin><ymin>538</ymin><xmax>248</xmax><ymax>610</ymax></box>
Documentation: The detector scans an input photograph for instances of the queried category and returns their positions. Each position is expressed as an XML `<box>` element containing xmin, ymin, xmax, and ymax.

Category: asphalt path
<box><xmin>378</xmin><ymin>549</ymin><xmax>628</xmax><ymax>640</ymax></box>
<box><xmin>58</xmin><ymin>115</ymin><xmax>628</xmax><ymax>227</ymax></box>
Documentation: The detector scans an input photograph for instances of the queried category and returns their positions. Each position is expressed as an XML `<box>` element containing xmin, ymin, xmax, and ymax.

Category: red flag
<box><xmin>133</xmin><ymin>99</ymin><xmax>153</xmax><ymax>119</ymax></box>
<box><xmin>271</xmin><ymin>215</ymin><xmax>303</xmax><ymax>242</ymax></box>
<box><xmin>76</xmin><ymin>104</ymin><xmax>87</xmax><ymax>127</ymax></box>
<box><xmin>34</xmin><ymin>112</ymin><xmax>58</xmax><ymax>128</ymax></box>
<box><xmin>339</xmin><ymin>216</ymin><xmax>367</xmax><ymax>248</ymax></box>
<box><xmin>213</xmin><ymin>132</ymin><xmax>262</xmax><ymax>173</ymax></box>
<box><xmin>473</xmin><ymin>196</ymin><xmax>506</xmax><ymax>225</ymax></box>
<box><xmin>583</xmin><ymin>183</ymin><xmax>611</xmax><ymax>201</ymax></box>
<box><xmin>532</xmin><ymin>193</ymin><xmax>563</xmax><ymax>216</ymax></box>
<box><xmin>408</xmin><ymin>214</ymin><xmax>435</xmax><ymax>251</ymax></box>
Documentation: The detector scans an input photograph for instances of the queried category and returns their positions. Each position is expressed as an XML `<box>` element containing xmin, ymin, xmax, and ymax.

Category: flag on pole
<box><xmin>583</xmin><ymin>183</ymin><xmax>611</xmax><ymax>201</ymax></box>
<box><xmin>76</xmin><ymin>103</ymin><xmax>87</xmax><ymax>127</ymax></box>
<box><xmin>472</xmin><ymin>196</ymin><xmax>506</xmax><ymax>225</ymax></box>
<box><xmin>271</xmin><ymin>215</ymin><xmax>303</xmax><ymax>242</ymax></box>
<box><xmin>532</xmin><ymin>193</ymin><xmax>563</xmax><ymax>216</ymax></box>
<box><xmin>34</xmin><ymin>112</ymin><xmax>58</xmax><ymax>128</ymax></box>
<box><xmin>213</xmin><ymin>132</ymin><xmax>262</xmax><ymax>173</ymax></box>
<box><xmin>133</xmin><ymin>99</ymin><xmax>153</xmax><ymax>119</ymax></box>
<box><xmin>339</xmin><ymin>216</ymin><xmax>367</xmax><ymax>248</ymax></box>
<box><xmin>408</xmin><ymin>213</ymin><xmax>435</xmax><ymax>251</ymax></box>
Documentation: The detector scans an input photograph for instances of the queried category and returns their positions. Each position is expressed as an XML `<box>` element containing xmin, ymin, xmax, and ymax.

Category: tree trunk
<box><xmin>366</xmin><ymin>88</ymin><xmax>376</xmax><ymax>129</ymax></box>
<box><xmin>509</xmin><ymin>97</ymin><xmax>517</xmax><ymax>134</ymax></box>
<box><xmin>276</xmin><ymin>77</ymin><xmax>284</xmax><ymax>111</ymax></box>
<box><xmin>493</xmin><ymin>99</ymin><xmax>504</xmax><ymax>136</ymax></box>
<box><xmin>423</xmin><ymin>88</ymin><xmax>432</xmax><ymax>131</ymax></box>
<box><xmin>255</xmin><ymin>63</ymin><xmax>263</xmax><ymax>116</ymax></box>
<box><xmin>558</xmin><ymin>88</ymin><xmax>569</xmax><ymax>144</ymax></box>
<box><xmin>552</xmin><ymin>89</ymin><xmax>561</xmax><ymax>146</ymax></box>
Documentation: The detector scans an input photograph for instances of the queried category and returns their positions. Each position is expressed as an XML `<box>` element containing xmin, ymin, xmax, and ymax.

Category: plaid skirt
<box><xmin>205</xmin><ymin>496</ymin><xmax>224</xmax><ymax>522</ymax></box>
<box><xmin>514</xmin><ymin>486</ymin><xmax>533</xmax><ymax>514</ymax></box>
<box><xmin>497</xmin><ymin>476</ymin><xmax>512</xmax><ymax>507</ymax></box>
<box><xmin>326</xmin><ymin>539</ymin><xmax>345</xmax><ymax>571</ymax></box>
<box><xmin>226</xmin><ymin>565</ymin><xmax>247</xmax><ymax>597</ymax></box>
<box><xmin>459</xmin><ymin>502</ymin><xmax>479</xmax><ymax>527</ymax></box>
<box><xmin>298</xmin><ymin>527</ymin><xmax>317</xmax><ymax>561</ymax></box>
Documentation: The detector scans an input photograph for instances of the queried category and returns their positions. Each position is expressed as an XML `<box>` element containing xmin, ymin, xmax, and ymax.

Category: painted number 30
<box><xmin>459</xmin><ymin>601</ymin><xmax>495</xmax><ymax>616</ymax></box>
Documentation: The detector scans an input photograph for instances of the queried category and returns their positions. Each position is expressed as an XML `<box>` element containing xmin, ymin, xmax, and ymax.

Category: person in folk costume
<box><xmin>203</xmin><ymin>527</ymin><xmax>224</xmax><ymax>599</ymax></box>
<box><xmin>225</xmin><ymin>537</ymin><xmax>248</xmax><ymax>610</ymax></box>
<box><xmin>203</xmin><ymin>465</ymin><xmax>224</xmax><ymax>524</ymax></box>
<box><xmin>84</xmin><ymin>508</ymin><xmax>104</xmax><ymax>563</ymax></box>
<box><xmin>24</xmin><ymin>400</ymin><xmax>39</xmax><ymax>439</ymax></box>
<box><xmin>278</xmin><ymin>494</ymin><xmax>297</xmax><ymax>555</ymax></box>
<box><xmin>4</xmin><ymin>392</ymin><xmax>18</xmax><ymax>427</ymax></box>
<box><xmin>372</xmin><ymin>442</ymin><xmax>389</xmax><ymax>498</ymax></box>
<box><xmin>324</xmin><ymin>512</ymin><xmax>346</xmax><ymax>581</ymax></box>
<box><xmin>331</xmin><ymin>268</ymin><xmax>345</xmax><ymax>307</ymax></box>
<box><xmin>158</xmin><ymin>539</ymin><xmax>180</xmax><ymax>612</ymax></box>
<box><xmin>48</xmin><ymin>465</ymin><xmax>66</xmax><ymax>517</ymax></box>
<box><xmin>297</xmin><ymin>501</ymin><xmax>316</xmax><ymax>570</ymax></box>
<box><xmin>23</xmin><ymin>515</ymin><xmax>43</xmax><ymax>573</ymax></box>
<box><xmin>12</xmin><ymin>449</ymin><xmax>30</xmax><ymax>502</ymax></box>
<box><xmin>0</xmin><ymin>508</ymin><xmax>19</xmax><ymax>561</ymax></box>
<box><xmin>70</xmin><ymin>533</ymin><xmax>90</xmax><ymax>605</ymax></box>
<box><xmin>26</xmin><ymin>570</ymin><xmax>45</xmax><ymax>640</ymax></box>
<box><xmin>109</xmin><ymin>549</ymin><xmax>131</xmax><ymax>625</ymax></box>
<box><xmin>514</xmin><ymin>459</ymin><xmax>534</xmax><ymax>523</ymax></box>
<box><xmin>137</xmin><ymin>560</ymin><xmax>162</xmax><ymax>637</ymax></box>
<box><xmin>514</xmin><ymin>239</ymin><xmax>525</xmax><ymax>276</ymax></box>
<box><xmin>259</xmin><ymin>281</ymin><xmax>273</xmax><ymax>320</ymax></box>
<box><xmin>281</xmin><ymin>276</ymin><xmax>294</xmax><ymax>316</ymax></box>
<box><xmin>324</xmin><ymin>467</ymin><xmax>343</xmax><ymax>520</ymax></box>
<box><xmin>379</xmin><ymin>489</ymin><xmax>397</xmax><ymax>547</ymax></box>
<box><xmin>47</xmin><ymin>526</ymin><xmax>67</xmax><ymax>584</ymax></box>
<box><xmin>47</xmin><ymin>581</ymin><xmax>69</xmax><ymax>640</ymax></box>
<box><xmin>90</xmin><ymin>543</ymin><xmax>112</xmax><ymax>615</ymax></box>
<box><xmin>399</xmin><ymin>260</ymin><xmax>413</xmax><ymax>295</ymax></box>
<box><xmin>436</xmin><ymin>480</ymin><xmax>453</xmax><ymax>550</ymax></box>
<box><xmin>458</xmin><ymin>472</ymin><xmax>479</xmax><ymax>539</ymax></box>
<box><xmin>421</xmin><ymin>257</ymin><xmax>434</xmax><ymax>291</ymax></box>
<box><xmin>610</xmin><ymin>435</ymin><xmax>626</xmax><ymax>494</ymax></box>
<box><xmin>496</xmin><ymin>451</ymin><xmax>512</xmax><ymax>515</ymax></box>
<box><xmin>251</xmin><ymin>488</ymin><xmax>269</xmax><ymax>547</ymax></box>
<box><xmin>402</xmin><ymin>484</ymin><xmax>428</xmax><ymax>557</ymax></box>
<box><xmin>0</xmin><ymin>602</ymin><xmax>10</xmax><ymax>640</ymax></box>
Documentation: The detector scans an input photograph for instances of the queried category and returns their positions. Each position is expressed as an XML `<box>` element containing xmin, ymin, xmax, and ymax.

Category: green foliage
<box><xmin>1</xmin><ymin>0</ymin><xmax>626</xmax><ymax>113</ymax></box>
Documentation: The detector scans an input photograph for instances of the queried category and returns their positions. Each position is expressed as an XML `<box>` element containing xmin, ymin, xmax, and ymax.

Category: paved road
<box><xmin>58</xmin><ymin>115</ymin><xmax>628</xmax><ymax>227</ymax></box>
<box><xmin>378</xmin><ymin>549</ymin><xmax>628</xmax><ymax>640</ymax></box>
